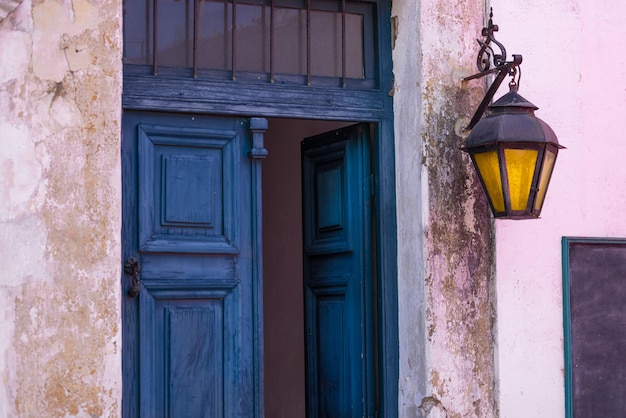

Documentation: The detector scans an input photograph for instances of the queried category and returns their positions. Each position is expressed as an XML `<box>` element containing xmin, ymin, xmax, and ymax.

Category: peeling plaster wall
<box><xmin>0</xmin><ymin>0</ymin><xmax>122</xmax><ymax>416</ymax></box>
<box><xmin>489</xmin><ymin>1</ymin><xmax>626</xmax><ymax>416</ymax></box>
<box><xmin>391</xmin><ymin>1</ymin><xmax>427</xmax><ymax>416</ymax></box>
<box><xmin>393</xmin><ymin>0</ymin><xmax>498</xmax><ymax>416</ymax></box>
<box><xmin>5</xmin><ymin>0</ymin><xmax>614</xmax><ymax>416</ymax></box>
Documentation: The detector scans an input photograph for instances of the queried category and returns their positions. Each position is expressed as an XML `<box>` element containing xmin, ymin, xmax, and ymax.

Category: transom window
<box><xmin>124</xmin><ymin>0</ymin><xmax>377</xmax><ymax>89</ymax></box>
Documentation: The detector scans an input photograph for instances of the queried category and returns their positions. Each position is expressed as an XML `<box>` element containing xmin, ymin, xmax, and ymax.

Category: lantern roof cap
<box><xmin>464</xmin><ymin>89</ymin><xmax>564</xmax><ymax>149</ymax></box>
<box><xmin>489</xmin><ymin>90</ymin><xmax>538</xmax><ymax>112</ymax></box>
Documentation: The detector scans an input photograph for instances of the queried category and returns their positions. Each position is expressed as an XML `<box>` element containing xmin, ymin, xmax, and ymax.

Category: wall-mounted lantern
<box><xmin>462</xmin><ymin>9</ymin><xmax>564</xmax><ymax>219</ymax></box>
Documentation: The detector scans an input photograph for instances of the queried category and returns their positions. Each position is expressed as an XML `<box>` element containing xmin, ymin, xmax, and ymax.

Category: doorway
<box><xmin>263</xmin><ymin>118</ymin><xmax>376</xmax><ymax>417</ymax></box>
<box><xmin>122</xmin><ymin>112</ymin><xmax>386</xmax><ymax>418</ymax></box>
<box><xmin>121</xmin><ymin>0</ymin><xmax>397</xmax><ymax>414</ymax></box>
<box><xmin>121</xmin><ymin>114</ymin><xmax>381</xmax><ymax>417</ymax></box>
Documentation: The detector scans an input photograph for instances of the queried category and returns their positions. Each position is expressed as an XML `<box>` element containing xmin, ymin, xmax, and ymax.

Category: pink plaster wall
<box><xmin>490</xmin><ymin>1</ymin><xmax>626</xmax><ymax>416</ymax></box>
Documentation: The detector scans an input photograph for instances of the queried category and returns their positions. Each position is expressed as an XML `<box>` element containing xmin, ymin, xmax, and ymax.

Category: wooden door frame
<box><xmin>121</xmin><ymin>1</ymin><xmax>398</xmax><ymax>415</ymax></box>
<box><xmin>121</xmin><ymin>114</ymin><xmax>398</xmax><ymax>418</ymax></box>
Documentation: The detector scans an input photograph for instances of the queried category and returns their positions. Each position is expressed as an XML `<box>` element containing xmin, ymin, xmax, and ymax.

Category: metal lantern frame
<box><xmin>462</xmin><ymin>9</ymin><xmax>564</xmax><ymax>219</ymax></box>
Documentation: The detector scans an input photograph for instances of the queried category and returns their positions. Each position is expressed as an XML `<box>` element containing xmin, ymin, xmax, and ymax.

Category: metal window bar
<box><xmin>223</xmin><ymin>2</ymin><xmax>228</xmax><ymax>74</ymax></box>
<box><xmin>306</xmin><ymin>0</ymin><xmax>311</xmax><ymax>85</ymax></box>
<box><xmin>232</xmin><ymin>0</ymin><xmax>237</xmax><ymax>80</ymax></box>
<box><xmin>153</xmin><ymin>0</ymin><xmax>158</xmax><ymax>74</ymax></box>
<box><xmin>193</xmin><ymin>0</ymin><xmax>200</xmax><ymax>78</ymax></box>
<box><xmin>186</xmin><ymin>0</ymin><xmax>192</xmax><ymax>70</ymax></box>
<box><xmin>144</xmin><ymin>0</ymin><xmax>151</xmax><ymax>69</ymax></box>
<box><xmin>147</xmin><ymin>0</ymin><xmax>359</xmax><ymax>86</ymax></box>
<box><xmin>341</xmin><ymin>0</ymin><xmax>346</xmax><ymax>87</ymax></box>
<box><xmin>270</xmin><ymin>0</ymin><xmax>275</xmax><ymax>83</ymax></box>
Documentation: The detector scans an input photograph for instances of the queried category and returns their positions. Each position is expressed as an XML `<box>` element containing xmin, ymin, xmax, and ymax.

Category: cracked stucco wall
<box><xmin>0</xmin><ymin>0</ymin><xmax>122</xmax><ymax>416</ymax></box>
<box><xmin>393</xmin><ymin>0</ymin><xmax>498</xmax><ymax>416</ymax></box>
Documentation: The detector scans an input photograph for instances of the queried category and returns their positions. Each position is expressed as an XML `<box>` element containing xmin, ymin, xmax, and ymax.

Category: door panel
<box><xmin>137</xmin><ymin>124</ymin><xmax>240</xmax><ymax>253</ymax></box>
<box><xmin>122</xmin><ymin>112</ymin><xmax>264</xmax><ymax>418</ymax></box>
<box><xmin>302</xmin><ymin>124</ymin><xmax>375</xmax><ymax>418</ymax></box>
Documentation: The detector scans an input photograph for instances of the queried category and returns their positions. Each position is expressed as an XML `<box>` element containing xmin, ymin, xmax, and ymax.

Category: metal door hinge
<box><xmin>124</xmin><ymin>257</ymin><xmax>141</xmax><ymax>297</ymax></box>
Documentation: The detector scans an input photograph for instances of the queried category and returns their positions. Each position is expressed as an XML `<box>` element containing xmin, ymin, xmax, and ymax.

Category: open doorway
<box><xmin>263</xmin><ymin>118</ymin><xmax>376</xmax><ymax>417</ymax></box>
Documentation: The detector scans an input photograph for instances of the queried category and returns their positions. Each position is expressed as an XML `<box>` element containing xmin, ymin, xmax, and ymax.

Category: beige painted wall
<box><xmin>0</xmin><ymin>0</ymin><xmax>122</xmax><ymax>416</ymax></box>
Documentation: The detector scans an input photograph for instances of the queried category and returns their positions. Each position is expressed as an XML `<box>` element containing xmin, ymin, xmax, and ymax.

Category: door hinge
<box><xmin>124</xmin><ymin>257</ymin><xmax>141</xmax><ymax>297</ymax></box>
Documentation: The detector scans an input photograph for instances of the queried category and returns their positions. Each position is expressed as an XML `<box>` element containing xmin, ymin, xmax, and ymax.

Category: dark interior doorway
<box><xmin>262</xmin><ymin>118</ymin><xmax>363</xmax><ymax>417</ymax></box>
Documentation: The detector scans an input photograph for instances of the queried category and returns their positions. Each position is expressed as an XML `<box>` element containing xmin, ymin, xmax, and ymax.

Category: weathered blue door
<box><xmin>122</xmin><ymin>111</ymin><xmax>266</xmax><ymax>417</ymax></box>
<box><xmin>302</xmin><ymin>124</ymin><xmax>375</xmax><ymax>417</ymax></box>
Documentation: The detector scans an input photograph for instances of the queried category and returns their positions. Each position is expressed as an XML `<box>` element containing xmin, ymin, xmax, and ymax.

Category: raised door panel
<box><xmin>137</xmin><ymin>124</ymin><xmax>239</xmax><ymax>253</ymax></box>
<box><xmin>167</xmin><ymin>305</ymin><xmax>222</xmax><ymax>417</ymax></box>
<box><xmin>140</xmin><ymin>290</ymin><xmax>227</xmax><ymax>418</ymax></box>
<box><xmin>312</xmin><ymin>287</ymin><xmax>349</xmax><ymax>418</ymax></box>
<box><xmin>303</xmin><ymin>140</ymin><xmax>352</xmax><ymax>255</ymax></box>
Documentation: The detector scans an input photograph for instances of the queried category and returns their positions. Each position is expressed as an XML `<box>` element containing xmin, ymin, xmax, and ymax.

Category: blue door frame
<box><xmin>122</xmin><ymin>1</ymin><xmax>398</xmax><ymax>415</ymax></box>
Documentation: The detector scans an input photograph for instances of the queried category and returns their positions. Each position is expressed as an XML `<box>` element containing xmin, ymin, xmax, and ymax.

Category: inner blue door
<box><xmin>121</xmin><ymin>111</ymin><xmax>264</xmax><ymax>417</ymax></box>
<box><xmin>302</xmin><ymin>124</ymin><xmax>375</xmax><ymax>417</ymax></box>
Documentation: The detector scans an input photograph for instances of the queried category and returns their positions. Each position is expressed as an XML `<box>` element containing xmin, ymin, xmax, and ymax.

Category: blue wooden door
<box><xmin>122</xmin><ymin>111</ymin><xmax>266</xmax><ymax>417</ymax></box>
<box><xmin>302</xmin><ymin>124</ymin><xmax>375</xmax><ymax>418</ymax></box>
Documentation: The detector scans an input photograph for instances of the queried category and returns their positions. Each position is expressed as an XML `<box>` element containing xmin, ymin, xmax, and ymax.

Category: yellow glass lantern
<box><xmin>463</xmin><ymin>88</ymin><xmax>564</xmax><ymax>219</ymax></box>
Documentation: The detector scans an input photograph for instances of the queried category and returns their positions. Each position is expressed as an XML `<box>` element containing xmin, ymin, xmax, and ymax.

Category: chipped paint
<box><xmin>0</xmin><ymin>0</ymin><xmax>122</xmax><ymax>416</ymax></box>
<box><xmin>394</xmin><ymin>0</ymin><xmax>498</xmax><ymax>416</ymax></box>
<box><xmin>419</xmin><ymin>0</ymin><xmax>498</xmax><ymax>413</ymax></box>
<box><xmin>0</xmin><ymin>0</ymin><xmax>23</xmax><ymax>22</ymax></box>
<box><xmin>1</xmin><ymin>0</ymin><xmax>623</xmax><ymax>416</ymax></box>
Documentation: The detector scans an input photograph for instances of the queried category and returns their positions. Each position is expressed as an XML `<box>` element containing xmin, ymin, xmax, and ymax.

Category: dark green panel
<box><xmin>562</xmin><ymin>237</ymin><xmax>626</xmax><ymax>418</ymax></box>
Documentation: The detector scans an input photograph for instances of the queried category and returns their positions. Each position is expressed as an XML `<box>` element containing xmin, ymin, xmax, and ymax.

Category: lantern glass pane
<box><xmin>504</xmin><ymin>149</ymin><xmax>538</xmax><ymax>211</ymax></box>
<box><xmin>534</xmin><ymin>149</ymin><xmax>557</xmax><ymax>212</ymax></box>
<box><xmin>473</xmin><ymin>151</ymin><xmax>505</xmax><ymax>213</ymax></box>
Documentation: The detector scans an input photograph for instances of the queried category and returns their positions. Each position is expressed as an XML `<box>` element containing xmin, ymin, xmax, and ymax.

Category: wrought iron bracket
<box><xmin>463</xmin><ymin>8</ymin><xmax>522</xmax><ymax>131</ymax></box>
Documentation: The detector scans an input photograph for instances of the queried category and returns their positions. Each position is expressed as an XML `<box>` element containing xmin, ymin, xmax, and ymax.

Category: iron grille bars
<box><xmin>147</xmin><ymin>0</ymin><xmax>362</xmax><ymax>87</ymax></box>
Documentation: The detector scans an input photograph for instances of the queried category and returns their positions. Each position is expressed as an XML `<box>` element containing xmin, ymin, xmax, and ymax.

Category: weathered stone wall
<box><xmin>393</xmin><ymin>0</ymin><xmax>498</xmax><ymax>416</ymax></box>
<box><xmin>0</xmin><ymin>0</ymin><xmax>122</xmax><ymax>416</ymax></box>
